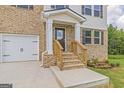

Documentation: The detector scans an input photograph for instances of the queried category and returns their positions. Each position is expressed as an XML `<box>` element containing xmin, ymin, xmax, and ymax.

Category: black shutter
<box><xmin>82</xmin><ymin>5</ymin><xmax>84</xmax><ymax>15</ymax></box>
<box><xmin>101</xmin><ymin>31</ymin><xmax>104</xmax><ymax>45</ymax></box>
<box><xmin>101</xmin><ymin>5</ymin><xmax>103</xmax><ymax>18</ymax></box>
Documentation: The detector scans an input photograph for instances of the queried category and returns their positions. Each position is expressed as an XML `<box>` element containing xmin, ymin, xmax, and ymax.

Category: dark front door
<box><xmin>55</xmin><ymin>28</ymin><xmax>65</xmax><ymax>51</ymax></box>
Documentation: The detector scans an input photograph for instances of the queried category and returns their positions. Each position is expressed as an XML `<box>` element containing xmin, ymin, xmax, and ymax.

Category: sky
<box><xmin>107</xmin><ymin>5</ymin><xmax>124</xmax><ymax>29</ymax></box>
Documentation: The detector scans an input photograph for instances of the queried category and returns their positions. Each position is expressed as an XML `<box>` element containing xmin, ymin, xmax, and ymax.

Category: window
<box><xmin>29</xmin><ymin>5</ymin><xmax>33</xmax><ymax>10</ymax></box>
<box><xmin>82</xmin><ymin>5</ymin><xmax>92</xmax><ymax>16</ymax></box>
<box><xmin>94</xmin><ymin>5</ymin><xmax>103</xmax><ymax>18</ymax></box>
<box><xmin>83</xmin><ymin>30</ymin><xmax>92</xmax><ymax>44</ymax></box>
<box><xmin>83</xmin><ymin>29</ymin><xmax>104</xmax><ymax>45</ymax></box>
<box><xmin>94</xmin><ymin>31</ymin><xmax>100</xmax><ymax>44</ymax></box>
<box><xmin>12</xmin><ymin>5</ymin><xmax>33</xmax><ymax>10</ymax></box>
<box><xmin>51</xmin><ymin>5</ymin><xmax>69</xmax><ymax>10</ymax></box>
<box><xmin>82</xmin><ymin>5</ymin><xmax>103</xmax><ymax>18</ymax></box>
<box><xmin>17</xmin><ymin>5</ymin><xmax>28</xmax><ymax>9</ymax></box>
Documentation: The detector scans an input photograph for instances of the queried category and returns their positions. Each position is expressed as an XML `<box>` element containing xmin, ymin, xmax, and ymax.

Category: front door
<box><xmin>55</xmin><ymin>28</ymin><xmax>65</xmax><ymax>51</ymax></box>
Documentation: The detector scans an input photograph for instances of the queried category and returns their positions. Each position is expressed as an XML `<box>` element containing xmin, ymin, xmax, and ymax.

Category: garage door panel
<box><xmin>2</xmin><ymin>36</ymin><xmax>22</xmax><ymax>62</ymax></box>
<box><xmin>19</xmin><ymin>36</ymin><xmax>39</xmax><ymax>61</ymax></box>
<box><xmin>2</xmin><ymin>35</ymin><xmax>39</xmax><ymax>62</ymax></box>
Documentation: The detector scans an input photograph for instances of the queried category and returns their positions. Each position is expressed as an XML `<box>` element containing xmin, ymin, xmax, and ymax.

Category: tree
<box><xmin>108</xmin><ymin>24</ymin><xmax>124</xmax><ymax>55</ymax></box>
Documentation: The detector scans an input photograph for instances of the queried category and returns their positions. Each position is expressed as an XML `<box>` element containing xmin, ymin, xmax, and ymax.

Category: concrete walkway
<box><xmin>0</xmin><ymin>61</ymin><xmax>60</xmax><ymax>88</ymax></box>
<box><xmin>51</xmin><ymin>66</ymin><xmax>109</xmax><ymax>88</ymax></box>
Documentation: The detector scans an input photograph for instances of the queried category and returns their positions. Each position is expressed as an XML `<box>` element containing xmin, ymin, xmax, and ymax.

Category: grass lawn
<box><xmin>90</xmin><ymin>55</ymin><xmax>124</xmax><ymax>88</ymax></box>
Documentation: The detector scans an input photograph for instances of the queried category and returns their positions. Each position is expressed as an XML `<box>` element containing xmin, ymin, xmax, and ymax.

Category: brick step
<box><xmin>63</xmin><ymin>63</ymin><xmax>84</xmax><ymax>70</ymax></box>
<box><xmin>63</xmin><ymin>59</ymin><xmax>81</xmax><ymax>65</ymax></box>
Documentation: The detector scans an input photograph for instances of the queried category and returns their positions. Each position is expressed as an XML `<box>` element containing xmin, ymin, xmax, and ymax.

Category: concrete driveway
<box><xmin>0</xmin><ymin>61</ymin><xmax>60</xmax><ymax>88</ymax></box>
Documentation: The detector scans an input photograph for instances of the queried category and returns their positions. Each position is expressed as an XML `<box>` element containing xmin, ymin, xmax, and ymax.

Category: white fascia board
<box><xmin>44</xmin><ymin>9</ymin><xmax>86</xmax><ymax>23</ymax></box>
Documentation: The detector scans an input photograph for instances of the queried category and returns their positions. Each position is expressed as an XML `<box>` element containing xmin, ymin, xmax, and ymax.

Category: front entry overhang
<box><xmin>44</xmin><ymin>8</ymin><xmax>86</xmax><ymax>24</ymax></box>
<box><xmin>44</xmin><ymin>8</ymin><xmax>87</xmax><ymax>54</ymax></box>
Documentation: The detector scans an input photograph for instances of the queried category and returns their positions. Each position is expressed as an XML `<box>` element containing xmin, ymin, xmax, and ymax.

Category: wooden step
<box><xmin>63</xmin><ymin>63</ymin><xmax>84</xmax><ymax>70</ymax></box>
<box><xmin>63</xmin><ymin>52</ymin><xmax>73</xmax><ymax>54</ymax></box>
<box><xmin>63</xmin><ymin>59</ymin><xmax>81</xmax><ymax>65</ymax></box>
<box><xmin>63</xmin><ymin>56</ymin><xmax>78</xmax><ymax>60</ymax></box>
<box><xmin>62</xmin><ymin>52</ymin><xmax>74</xmax><ymax>56</ymax></box>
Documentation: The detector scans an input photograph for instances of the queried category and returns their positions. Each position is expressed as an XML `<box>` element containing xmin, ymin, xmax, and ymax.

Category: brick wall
<box><xmin>81</xmin><ymin>30</ymin><xmax>108</xmax><ymax>61</ymax></box>
<box><xmin>53</xmin><ymin>23</ymin><xmax>108</xmax><ymax>61</ymax></box>
<box><xmin>0</xmin><ymin>5</ymin><xmax>45</xmax><ymax>60</ymax></box>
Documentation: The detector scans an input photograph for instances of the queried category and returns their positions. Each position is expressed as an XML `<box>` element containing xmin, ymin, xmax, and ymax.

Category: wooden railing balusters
<box><xmin>53</xmin><ymin>40</ymin><xmax>64</xmax><ymax>70</ymax></box>
<box><xmin>70</xmin><ymin>40</ymin><xmax>88</xmax><ymax>67</ymax></box>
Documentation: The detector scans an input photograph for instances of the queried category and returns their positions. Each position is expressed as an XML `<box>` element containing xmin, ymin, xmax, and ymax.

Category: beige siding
<box><xmin>44</xmin><ymin>5</ymin><xmax>107</xmax><ymax>30</ymax></box>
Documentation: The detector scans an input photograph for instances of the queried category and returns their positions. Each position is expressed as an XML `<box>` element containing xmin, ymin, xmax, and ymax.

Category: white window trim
<box><xmin>83</xmin><ymin>5</ymin><xmax>92</xmax><ymax>16</ymax></box>
<box><xmin>93</xmin><ymin>31</ymin><xmax>101</xmax><ymax>45</ymax></box>
<box><xmin>83</xmin><ymin>29</ymin><xmax>102</xmax><ymax>45</ymax></box>
<box><xmin>93</xmin><ymin>5</ymin><xmax>103</xmax><ymax>18</ymax></box>
<box><xmin>83</xmin><ymin>29</ymin><xmax>92</xmax><ymax>44</ymax></box>
<box><xmin>82</xmin><ymin>5</ymin><xmax>103</xmax><ymax>18</ymax></box>
<box><xmin>94</xmin><ymin>5</ymin><xmax>101</xmax><ymax>11</ymax></box>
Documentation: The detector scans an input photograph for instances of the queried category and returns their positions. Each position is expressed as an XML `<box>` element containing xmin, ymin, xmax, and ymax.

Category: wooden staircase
<box><xmin>62</xmin><ymin>52</ymin><xmax>85</xmax><ymax>70</ymax></box>
<box><xmin>53</xmin><ymin>40</ymin><xmax>88</xmax><ymax>70</ymax></box>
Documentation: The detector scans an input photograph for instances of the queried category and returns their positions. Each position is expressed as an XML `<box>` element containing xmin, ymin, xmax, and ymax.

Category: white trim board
<box><xmin>0</xmin><ymin>33</ymin><xmax>39</xmax><ymax>37</ymax></box>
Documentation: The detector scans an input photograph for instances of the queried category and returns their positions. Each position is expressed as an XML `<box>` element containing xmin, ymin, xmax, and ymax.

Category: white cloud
<box><xmin>107</xmin><ymin>5</ymin><xmax>124</xmax><ymax>29</ymax></box>
<box><xmin>116</xmin><ymin>14</ymin><xmax>124</xmax><ymax>28</ymax></box>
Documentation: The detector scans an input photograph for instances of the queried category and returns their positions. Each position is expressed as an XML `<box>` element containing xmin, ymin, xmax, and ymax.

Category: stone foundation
<box><xmin>43</xmin><ymin>53</ymin><xmax>56</xmax><ymax>68</ymax></box>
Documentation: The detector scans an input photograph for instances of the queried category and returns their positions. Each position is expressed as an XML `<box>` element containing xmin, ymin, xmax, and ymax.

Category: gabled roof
<box><xmin>44</xmin><ymin>8</ymin><xmax>87</xmax><ymax>23</ymax></box>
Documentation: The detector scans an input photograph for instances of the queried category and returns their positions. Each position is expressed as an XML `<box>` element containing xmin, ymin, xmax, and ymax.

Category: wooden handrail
<box><xmin>70</xmin><ymin>40</ymin><xmax>88</xmax><ymax>66</ymax></box>
<box><xmin>53</xmin><ymin>40</ymin><xmax>64</xmax><ymax>70</ymax></box>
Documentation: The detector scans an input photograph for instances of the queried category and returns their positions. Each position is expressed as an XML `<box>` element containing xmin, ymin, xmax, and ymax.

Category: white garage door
<box><xmin>1</xmin><ymin>35</ymin><xmax>39</xmax><ymax>62</ymax></box>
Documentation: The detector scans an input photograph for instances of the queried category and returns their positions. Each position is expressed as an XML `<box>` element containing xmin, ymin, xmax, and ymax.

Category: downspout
<box><xmin>0</xmin><ymin>34</ymin><xmax>3</xmax><ymax>63</ymax></box>
<box><xmin>40</xmin><ymin>51</ymin><xmax>47</xmax><ymax>67</ymax></box>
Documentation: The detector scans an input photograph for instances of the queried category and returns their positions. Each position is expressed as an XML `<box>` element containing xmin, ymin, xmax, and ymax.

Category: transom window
<box><xmin>82</xmin><ymin>5</ymin><xmax>92</xmax><ymax>16</ymax></box>
<box><xmin>12</xmin><ymin>5</ymin><xmax>33</xmax><ymax>10</ymax></box>
<box><xmin>51</xmin><ymin>5</ymin><xmax>69</xmax><ymax>9</ymax></box>
<box><xmin>83</xmin><ymin>29</ymin><xmax>104</xmax><ymax>45</ymax></box>
<box><xmin>94</xmin><ymin>5</ymin><xmax>103</xmax><ymax>18</ymax></box>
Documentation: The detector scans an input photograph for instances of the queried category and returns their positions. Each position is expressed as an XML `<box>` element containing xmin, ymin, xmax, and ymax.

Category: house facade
<box><xmin>43</xmin><ymin>5</ymin><xmax>108</xmax><ymax>63</ymax></box>
<box><xmin>0</xmin><ymin>5</ymin><xmax>108</xmax><ymax>69</ymax></box>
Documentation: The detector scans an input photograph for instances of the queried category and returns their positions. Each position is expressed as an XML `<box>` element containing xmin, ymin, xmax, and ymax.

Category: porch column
<box><xmin>46</xmin><ymin>19</ymin><xmax>53</xmax><ymax>54</ymax></box>
<box><xmin>75</xmin><ymin>23</ymin><xmax>81</xmax><ymax>42</ymax></box>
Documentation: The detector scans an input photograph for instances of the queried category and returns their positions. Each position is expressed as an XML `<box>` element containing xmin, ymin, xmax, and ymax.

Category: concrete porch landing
<box><xmin>51</xmin><ymin>66</ymin><xmax>109</xmax><ymax>88</ymax></box>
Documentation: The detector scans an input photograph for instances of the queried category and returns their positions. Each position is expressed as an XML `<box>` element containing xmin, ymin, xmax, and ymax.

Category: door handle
<box><xmin>32</xmin><ymin>54</ymin><xmax>38</xmax><ymax>55</ymax></box>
